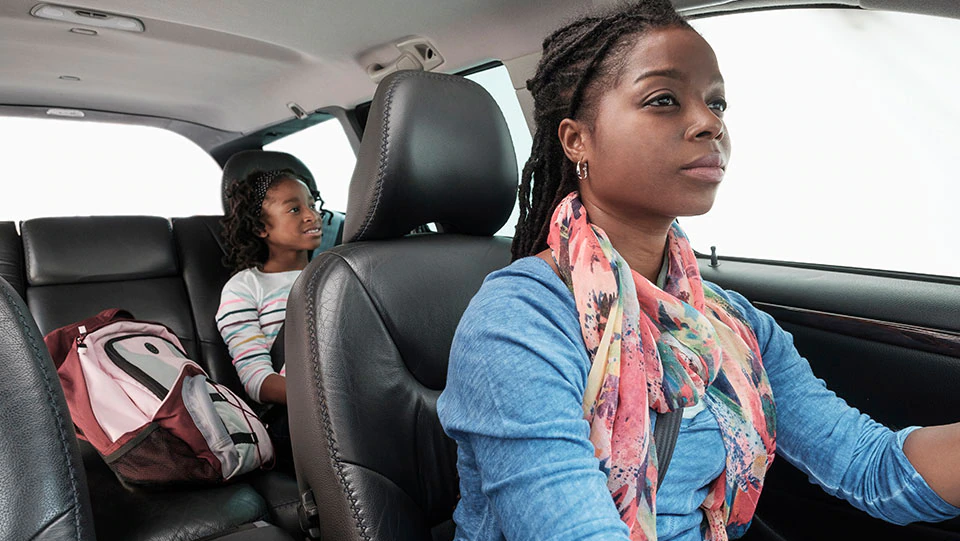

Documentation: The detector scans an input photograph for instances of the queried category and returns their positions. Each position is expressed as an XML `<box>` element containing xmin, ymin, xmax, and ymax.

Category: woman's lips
<box><xmin>681</xmin><ymin>153</ymin><xmax>725</xmax><ymax>183</ymax></box>
<box><xmin>680</xmin><ymin>166</ymin><xmax>725</xmax><ymax>183</ymax></box>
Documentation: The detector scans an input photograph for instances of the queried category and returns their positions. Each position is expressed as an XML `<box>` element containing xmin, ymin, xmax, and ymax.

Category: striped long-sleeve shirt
<box><xmin>216</xmin><ymin>267</ymin><xmax>299</xmax><ymax>403</ymax></box>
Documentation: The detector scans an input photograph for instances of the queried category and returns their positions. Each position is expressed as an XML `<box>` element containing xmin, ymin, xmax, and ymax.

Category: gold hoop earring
<box><xmin>576</xmin><ymin>158</ymin><xmax>589</xmax><ymax>181</ymax></box>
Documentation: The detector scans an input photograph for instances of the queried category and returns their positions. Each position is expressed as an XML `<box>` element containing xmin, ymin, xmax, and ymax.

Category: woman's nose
<box><xmin>686</xmin><ymin>104</ymin><xmax>724</xmax><ymax>141</ymax></box>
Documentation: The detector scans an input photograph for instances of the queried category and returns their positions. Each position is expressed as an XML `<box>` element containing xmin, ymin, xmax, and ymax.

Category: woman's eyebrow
<box><xmin>634</xmin><ymin>68</ymin><xmax>684</xmax><ymax>84</ymax></box>
<box><xmin>633</xmin><ymin>68</ymin><xmax>725</xmax><ymax>86</ymax></box>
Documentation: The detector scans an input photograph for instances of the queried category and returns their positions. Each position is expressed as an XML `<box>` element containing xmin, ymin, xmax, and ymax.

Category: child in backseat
<box><xmin>217</xmin><ymin>168</ymin><xmax>327</xmax><ymax>471</ymax></box>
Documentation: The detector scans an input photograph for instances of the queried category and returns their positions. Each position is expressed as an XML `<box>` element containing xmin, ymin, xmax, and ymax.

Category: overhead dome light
<box><xmin>46</xmin><ymin>108</ymin><xmax>85</xmax><ymax>118</ymax></box>
<box><xmin>31</xmin><ymin>3</ymin><xmax>145</xmax><ymax>33</ymax></box>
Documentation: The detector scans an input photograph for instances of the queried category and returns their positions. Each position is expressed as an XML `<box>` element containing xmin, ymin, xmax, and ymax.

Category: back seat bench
<box><xmin>0</xmin><ymin>214</ymin><xmax>326</xmax><ymax>541</ymax></box>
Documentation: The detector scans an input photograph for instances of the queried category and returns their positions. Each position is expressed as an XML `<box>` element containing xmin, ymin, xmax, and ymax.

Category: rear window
<box><xmin>263</xmin><ymin>118</ymin><xmax>356</xmax><ymax>212</ymax></box>
<box><xmin>465</xmin><ymin>65</ymin><xmax>532</xmax><ymax>237</ymax></box>
<box><xmin>0</xmin><ymin>117</ymin><xmax>221</xmax><ymax>221</ymax></box>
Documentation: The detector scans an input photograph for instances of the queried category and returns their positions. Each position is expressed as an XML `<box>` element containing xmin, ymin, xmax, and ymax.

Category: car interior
<box><xmin>2</xmin><ymin>0</ymin><xmax>960</xmax><ymax>540</ymax></box>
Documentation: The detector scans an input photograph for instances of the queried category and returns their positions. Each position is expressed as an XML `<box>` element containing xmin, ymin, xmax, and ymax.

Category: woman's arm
<box><xmin>718</xmin><ymin>287</ymin><xmax>960</xmax><ymax>524</ymax></box>
<box><xmin>438</xmin><ymin>265</ymin><xmax>630</xmax><ymax>541</ymax></box>
<box><xmin>903</xmin><ymin>424</ymin><xmax>960</xmax><ymax>506</ymax></box>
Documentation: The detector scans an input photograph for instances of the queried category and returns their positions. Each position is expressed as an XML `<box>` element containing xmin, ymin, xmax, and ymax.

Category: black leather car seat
<box><xmin>19</xmin><ymin>216</ymin><xmax>277</xmax><ymax>541</ymax></box>
<box><xmin>0</xmin><ymin>221</ymin><xmax>25</xmax><ymax>299</ymax></box>
<box><xmin>0</xmin><ymin>275</ymin><xmax>95</xmax><ymax>540</ymax></box>
<box><xmin>285</xmin><ymin>70</ymin><xmax>517</xmax><ymax>541</ymax></box>
<box><xmin>22</xmin><ymin>216</ymin><xmax>202</xmax><ymax>361</ymax></box>
<box><xmin>0</xmin><ymin>274</ymin><xmax>299</xmax><ymax>541</ymax></box>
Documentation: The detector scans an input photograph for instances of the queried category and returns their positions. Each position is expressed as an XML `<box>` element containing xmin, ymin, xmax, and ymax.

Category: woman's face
<box><xmin>569</xmin><ymin>26</ymin><xmax>730</xmax><ymax>225</ymax></box>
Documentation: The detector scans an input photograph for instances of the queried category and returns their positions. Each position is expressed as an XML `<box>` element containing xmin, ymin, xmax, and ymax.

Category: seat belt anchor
<box><xmin>298</xmin><ymin>489</ymin><xmax>322</xmax><ymax>540</ymax></box>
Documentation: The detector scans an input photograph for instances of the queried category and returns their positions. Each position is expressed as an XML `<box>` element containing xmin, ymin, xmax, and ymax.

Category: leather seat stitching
<box><xmin>306</xmin><ymin>256</ymin><xmax>372</xmax><ymax>540</ymax></box>
<box><xmin>2</xmin><ymin>285</ymin><xmax>84</xmax><ymax>539</ymax></box>
<box><xmin>354</xmin><ymin>72</ymin><xmax>405</xmax><ymax>241</ymax></box>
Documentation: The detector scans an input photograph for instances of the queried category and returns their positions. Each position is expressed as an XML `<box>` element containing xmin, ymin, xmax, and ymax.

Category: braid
<box><xmin>511</xmin><ymin>0</ymin><xmax>690</xmax><ymax>260</ymax></box>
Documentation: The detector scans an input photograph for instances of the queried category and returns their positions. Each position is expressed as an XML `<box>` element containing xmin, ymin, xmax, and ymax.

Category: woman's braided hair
<box><xmin>511</xmin><ymin>0</ymin><xmax>690</xmax><ymax>260</ymax></box>
<box><xmin>221</xmin><ymin>168</ymin><xmax>329</xmax><ymax>274</ymax></box>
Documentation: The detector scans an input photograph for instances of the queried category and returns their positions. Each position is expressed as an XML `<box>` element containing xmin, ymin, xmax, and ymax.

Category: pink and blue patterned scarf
<box><xmin>547</xmin><ymin>193</ymin><xmax>776</xmax><ymax>540</ymax></box>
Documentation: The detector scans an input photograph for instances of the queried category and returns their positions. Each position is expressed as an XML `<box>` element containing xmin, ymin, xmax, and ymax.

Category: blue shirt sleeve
<box><xmin>715</xmin><ymin>286</ymin><xmax>960</xmax><ymax>525</ymax></box>
<box><xmin>438</xmin><ymin>261</ymin><xmax>630</xmax><ymax>541</ymax></box>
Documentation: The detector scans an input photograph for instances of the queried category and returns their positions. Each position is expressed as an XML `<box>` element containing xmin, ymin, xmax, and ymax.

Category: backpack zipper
<box><xmin>76</xmin><ymin>325</ymin><xmax>87</xmax><ymax>349</ymax></box>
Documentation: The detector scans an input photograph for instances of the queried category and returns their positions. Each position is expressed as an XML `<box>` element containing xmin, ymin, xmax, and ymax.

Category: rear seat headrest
<box><xmin>22</xmin><ymin>217</ymin><xmax>177</xmax><ymax>286</ymax></box>
<box><xmin>344</xmin><ymin>70</ymin><xmax>517</xmax><ymax>243</ymax></box>
<box><xmin>221</xmin><ymin>150</ymin><xmax>318</xmax><ymax>213</ymax></box>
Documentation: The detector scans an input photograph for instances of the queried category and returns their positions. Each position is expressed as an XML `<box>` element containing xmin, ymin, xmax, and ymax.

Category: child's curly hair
<box><xmin>221</xmin><ymin>168</ymin><xmax>330</xmax><ymax>274</ymax></box>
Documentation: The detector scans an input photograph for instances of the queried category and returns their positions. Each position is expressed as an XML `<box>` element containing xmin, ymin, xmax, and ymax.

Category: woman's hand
<box><xmin>258</xmin><ymin>373</ymin><xmax>287</xmax><ymax>405</ymax></box>
<box><xmin>903</xmin><ymin>423</ymin><xmax>960</xmax><ymax>506</ymax></box>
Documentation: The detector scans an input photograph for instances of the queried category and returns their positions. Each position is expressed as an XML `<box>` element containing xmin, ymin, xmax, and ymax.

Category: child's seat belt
<box><xmin>653</xmin><ymin>408</ymin><xmax>683</xmax><ymax>486</ymax></box>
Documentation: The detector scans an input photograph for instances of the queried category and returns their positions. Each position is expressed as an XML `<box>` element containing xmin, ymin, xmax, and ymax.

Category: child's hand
<box><xmin>259</xmin><ymin>373</ymin><xmax>287</xmax><ymax>405</ymax></box>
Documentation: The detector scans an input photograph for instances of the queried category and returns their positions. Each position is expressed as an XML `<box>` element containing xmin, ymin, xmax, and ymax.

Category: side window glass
<box><xmin>466</xmin><ymin>65</ymin><xmax>532</xmax><ymax>237</ymax></box>
<box><xmin>264</xmin><ymin>118</ymin><xmax>357</xmax><ymax>212</ymax></box>
<box><xmin>683</xmin><ymin>9</ymin><xmax>960</xmax><ymax>277</ymax></box>
<box><xmin>0</xmin><ymin>117</ymin><xmax>221</xmax><ymax>220</ymax></box>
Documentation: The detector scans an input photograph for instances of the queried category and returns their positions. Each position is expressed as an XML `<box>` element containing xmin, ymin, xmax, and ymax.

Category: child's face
<box><xmin>258</xmin><ymin>177</ymin><xmax>323</xmax><ymax>253</ymax></box>
<box><xmin>574</xmin><ymin>26</ymin><xmax>730</xmax><ymax>224</ymax></box>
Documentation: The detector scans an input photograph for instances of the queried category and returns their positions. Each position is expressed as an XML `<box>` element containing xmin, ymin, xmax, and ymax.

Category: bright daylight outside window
<box><xmin>683</xmin><ymin>9</ymin><xmax>960</xmax><ymax>277</ymax></box>
<box><xmin>0</xmin><ymin>117</ymin><xmax>221</xmax><ymax>221</ymax></box>
<box><xmin>265</xmin><ymin>66</ymin><xmax>533</xmax><ymax>234</ymax></box>
<box><xmin>264</xmin><ymin>118</ymin><xmax>357</xmax><ymax>213</ymax></box>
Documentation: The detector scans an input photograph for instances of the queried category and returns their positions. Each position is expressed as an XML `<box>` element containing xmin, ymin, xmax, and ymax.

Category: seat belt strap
<box><xmin>653</xmin><ymin>408</ymin><xmax>683</xmax><ymax>486</ymax></box>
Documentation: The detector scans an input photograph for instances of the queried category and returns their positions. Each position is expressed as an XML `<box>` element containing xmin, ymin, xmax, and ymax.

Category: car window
<box><xmin>466</xmin><ymin>65</ymin><xmax>532</xmax><ymax>237</ymax></box>
<box><xmin>0</xmin><ymin>117</ymin><xmax>221</xmax><ymax>221</ymax></box>
<box><xmin>682</xmin><ymin>9</ymin><xmax>960</xmax><ymax>277</ymax></box>
<box><xmin>264</xmin><ymin>118</ymin><xmax>356</xmax><ymax>212</ymax></box>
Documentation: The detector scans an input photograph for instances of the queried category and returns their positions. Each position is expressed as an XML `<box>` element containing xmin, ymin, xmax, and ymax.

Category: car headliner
<box><xmin>0</xmin><ymin>0</ymin><xmax>952</xmax><ymax>144</ymax></box>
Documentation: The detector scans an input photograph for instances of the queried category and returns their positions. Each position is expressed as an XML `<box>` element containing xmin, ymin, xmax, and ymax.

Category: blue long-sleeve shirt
<box><xmin>437</xmin><ymin>257</ymin><xmax>959</xmax><ymax>541</ymax></box>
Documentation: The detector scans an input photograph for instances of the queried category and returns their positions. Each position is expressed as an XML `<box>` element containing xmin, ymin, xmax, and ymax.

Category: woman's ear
<box><xmin>256</xmin><ymin>221</ymin><xmax>268</xmax><ymax>239</ymax></box>
<box><xmin>558</xmin><ymin>118</ymin><xmax>589</xmax><ymax>165</ymax></box>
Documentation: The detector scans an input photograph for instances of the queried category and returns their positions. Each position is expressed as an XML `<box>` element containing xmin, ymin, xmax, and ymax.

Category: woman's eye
<box><xmin>709</xmin><ymin>98</ymin><xmax>728</xmax><ymax>113</ymax></box>
<box><xmin>647</xmin><ymin>94</ymin><xmax>678</xmax><ymax>107</ymax></box>
<box><xmin>289</xmin><ymin>207</ymin><xmax>300</xmax><ymax>213</ymax></box>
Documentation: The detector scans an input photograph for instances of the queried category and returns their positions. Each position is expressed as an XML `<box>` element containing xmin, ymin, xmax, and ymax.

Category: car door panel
<box><xmin>701</xmin><ymin>259</ymin><xmax>960</xmax><ymax>540</ymax></box>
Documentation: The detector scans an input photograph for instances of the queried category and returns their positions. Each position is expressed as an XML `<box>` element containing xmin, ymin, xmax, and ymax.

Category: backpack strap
<box><xmin>654</xmin><ymin>408</ymin><xmax>683</xmax><ymax>486</ymax></box>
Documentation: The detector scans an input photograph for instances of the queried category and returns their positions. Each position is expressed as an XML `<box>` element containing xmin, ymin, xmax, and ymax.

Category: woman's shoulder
<box><xmin>703</xmin><ymin>280</ymin><xmax>751</xmax><ymax>313</ymax></box>
<box><xmin>454</xmin><ymin>257</ymin><xmax>581</xmax><ymax>346</ymax></box>
<box><xmin>466</xmin><ymin>256</ymin><xmax>576</xmax><ymax>321</ymax></box>
<box><xmin>702</xmin><ymin>280</ymin><xmax>781</xmax><ymax>350</ymax></box>
<box><xmin>446</xmin><ymin>257</ymin><xmax>593</xmax><ymax>408</ymax></box>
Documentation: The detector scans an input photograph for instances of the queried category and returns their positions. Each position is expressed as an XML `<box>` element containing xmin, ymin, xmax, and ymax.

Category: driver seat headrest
<box><xmin>343</xmin><ymin>70</ymin><xmax>518</xmax><ymax>243</ymax></box>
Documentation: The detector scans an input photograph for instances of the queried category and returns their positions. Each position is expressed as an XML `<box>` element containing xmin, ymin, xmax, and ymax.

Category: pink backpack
<box><xmin>44</xmin><ymin>308</ymin><xmax>274</xmax><ymax>487</ymax></box>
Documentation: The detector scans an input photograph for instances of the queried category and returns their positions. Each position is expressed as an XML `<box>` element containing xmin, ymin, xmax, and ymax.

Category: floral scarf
<box><xmin>547</xmin><ymin>193</ymin><xmax>776</xmax><ymax>540</ymax></box>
